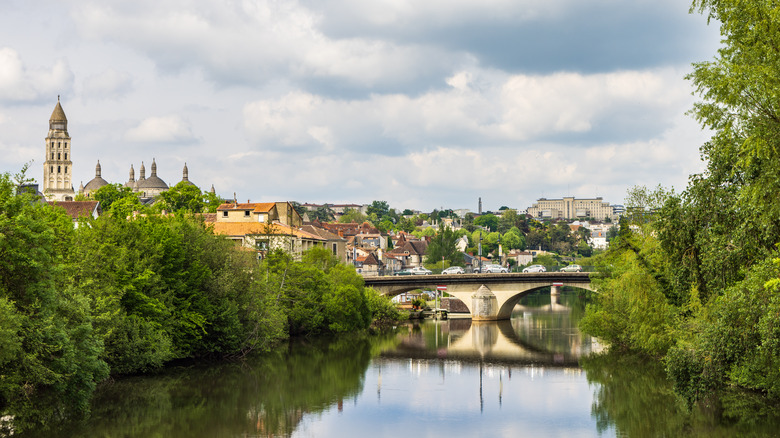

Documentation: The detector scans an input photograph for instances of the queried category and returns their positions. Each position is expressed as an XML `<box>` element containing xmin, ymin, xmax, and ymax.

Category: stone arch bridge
<box><xmin>364</xmin><ymin>272</ymin><xmax>594</xmax><ymax>321</ymax></box>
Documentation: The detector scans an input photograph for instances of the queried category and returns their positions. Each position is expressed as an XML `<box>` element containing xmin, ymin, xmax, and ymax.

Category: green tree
<box><xmin>474</xmin><ymin>213</ymin><xmax>498</xmax><ymax>231</ymax></box>
<box><xmin>158</xmin><ymin>182</ymin><xmax>205</xmax><ymax>212</ymax></box>
<box><xmin>425</xmin><ymin>226</ymin><xmax>462</xmax><ymax>267</ymax></box>
<box><xmin>339</xmin><ymin>207</ymin><xmax>367</xmax><ymax>224</ymax></box>
<box><xmin>92</xmin><ymin>183</ymin><xmax>136</xmax><ymax>212</ymax></box>
<box><xmin>0</xmin><ymin>172</ymin><xmax>108</xmax><ymax>424</ymax></box>
<box><xmin>366</xmin><ymin>200</ymin><xmax>390</xmax><ymax>220</ymax></box>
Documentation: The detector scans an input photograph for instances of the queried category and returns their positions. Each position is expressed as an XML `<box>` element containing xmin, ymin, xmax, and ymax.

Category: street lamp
<box><xmin>478</xmin><ymin>228</ymin><xmax>483</xmax><ymax>272</ymax></box>
<box><xmin>498</xmin><ymin>232</ymin><xmax>501</xmax><ymax>267</ymax></box>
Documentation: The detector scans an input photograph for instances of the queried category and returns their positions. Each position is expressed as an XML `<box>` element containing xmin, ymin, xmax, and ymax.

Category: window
<box><xmin>57</xmin><ymin>166</ymin><xmax>61</xmax><ymax>173</ymax></box>
<box><xmin>332</xmin><ymin>243</ymin><xmax>337</xmax><ymax>255</ymax></box>
<box><xmin>244</xmin><ymin>210</ymin><xmax>250</xmax><ymax>217</ymax></box>
<box><xmin>222</xmin><ymin>211</ymin><xmax>228</xmax><ymax>217</ymax></box>
<box><xmin>64</xmin><ymin>153</ymin><xmax>67</xmax><ymax>160</ymax></box>
<box><xmin>50</xmin><ymin>166</ymin><xmax>53</xmax><ymax>173</ymax></box>
<box><xmin>58</xmin><ymin>153</ymin><xmax>61</xmax><ymax>160</ymax></box>
<box><xmin>64</xmin><ymin>166</ymin><xmax>68</xmax><ymax>173</ymax></box>
<box><xmin>51</xmin><ymin>153</ymin><xmax>54</xmax><ymax>159</ymax></box>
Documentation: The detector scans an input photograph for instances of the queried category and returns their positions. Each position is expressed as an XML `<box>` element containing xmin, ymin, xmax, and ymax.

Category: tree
<box><xmin>339</xmin><ymin>207</ymin><xmax>367</xmax><ymax>224</ymax></box>
<box><xmin>425</xmin><ymin>226</ymin><xmax>462</xmax><ymax>267</ymax></box>
<box><xmin>0</xmin><ymin>172</ymin><xmax>109</xmax><ymax>423</ymax></box>
<box><xmin>312</xmin><ymin>204</ymin><xmax>335</xmax><ymax>222</ymax></box>
<box><xmin>474</xmin><ymin>213</ymin><xmax>498</xmax><ymax>231</ymax></box>
<box><xmin>366</xmin><ymin>200</ymin><xmax>390</xmax><ymax>220</ymax></box>
<box><xmin>158</xmin><ymin>182</ymin><xmax>205</xmax><ymax>213</ymax></box>
<box><xmin>92</xmin><ymin>183</ymin><xmax>136</xmax><ymax>212</ymax></box>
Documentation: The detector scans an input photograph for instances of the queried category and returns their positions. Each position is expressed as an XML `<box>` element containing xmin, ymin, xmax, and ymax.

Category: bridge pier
<box><xmin>471</xmin><ymin>285</ymin><xmax>499</xmax><ymax>321</ymax></box>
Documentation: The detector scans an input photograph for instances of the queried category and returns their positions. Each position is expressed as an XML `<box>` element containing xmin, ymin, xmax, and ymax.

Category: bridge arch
<box><xmin>364</xmin><ymin>272</ymin><xmax>594</xmax><ymax>320</ymax></box>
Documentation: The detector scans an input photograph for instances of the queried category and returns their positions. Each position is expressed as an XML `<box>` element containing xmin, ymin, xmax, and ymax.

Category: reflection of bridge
<box><xmin>382</xmin><ymin>319</ymin><xmax>595</xmax><ymax>366</ymax></box>
<box><xmin>364</xmin><ymin>272</ymin><xmax>593</xmax><ymax>321</ymax></box>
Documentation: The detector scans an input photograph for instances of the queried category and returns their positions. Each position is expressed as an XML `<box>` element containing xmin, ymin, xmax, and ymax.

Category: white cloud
<box><xmin>0</xmin><ymin>48</ymin><xmax>74</xmax><ymax>103</ymax></box>
<box><xmin>244</xmin><ymin>68</ymin><xmax>692</xmax><ymax>152</ymax></box>
<box><xmin>125</xmin><ymin>115</ymin><xmax>197</xmax><ymax>143</ymax></box>
<box><xmin>82</xmin><ymin>69</ymin><xmax>134</xmax><ymax>100</ymax></box>
<box><xmin>69</xmin><ymin>0</ymin><xmax>448</xmax><ymax>90</ymax></box>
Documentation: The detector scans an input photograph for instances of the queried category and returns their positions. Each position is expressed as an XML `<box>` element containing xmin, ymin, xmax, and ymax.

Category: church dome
<box><xmin>135</xmin><ymin>159</ymin><xmax>168</xmax><ymax>191</ymax></box>
<box><xmin>84</xmin><ymin>160</ymin><xmax>108</xmax><ymax>193</ymax></box>
<box><xmin>179</xmin><ymin>162</ymin><xmax>194</xmax><ymax>186</ymax></box>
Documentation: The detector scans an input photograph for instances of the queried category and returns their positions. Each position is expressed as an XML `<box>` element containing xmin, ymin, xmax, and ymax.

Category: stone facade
<box><xmin>43</xmin><ymin>98</ymin><xmax>75</xmax><ymax>201</ymax></box>
<box><xmin>526</xmin><ymin>196</ymin><xmax>615</xmax><ymax>221</ymax></box>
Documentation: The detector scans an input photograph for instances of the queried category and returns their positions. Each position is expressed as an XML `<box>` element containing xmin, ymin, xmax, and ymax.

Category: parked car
<box><xmin>410</xmin><ymin>266</ymin><xmax>433</xmax><ymax>275</ymax></box>
<box><xmin>522</xmin><ymin>264</ymin><xmax>547</xmax><ymax>273</ymax></box>
<box><xmin>483</xmin><ymin>264</ymin><xmax>508</xmax><ymax>273</ymax></box>
<box><xmin>442</xmin><ymin>266</ymin><xmax>465</xmax><ymax>274</ymax></box>
<box><xmin>560</xmin><ymin>264</ymin><xmax>582</xmax><ymax>272</ymax></box>
<box><xmin>394</xmin><ymin>269</ymin><xmax>414</xmax><ymax>276</ymax></box>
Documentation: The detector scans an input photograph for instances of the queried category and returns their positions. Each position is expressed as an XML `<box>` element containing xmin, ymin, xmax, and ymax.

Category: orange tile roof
<box><xmin>216</xmin><ymin>202</ymin><xmax>276</xmax><ymax>212</ymax></box>
<box><xmin>211</xmin><ymin>221</ymin><xmax>325</xmax><ymax>240</ymax></box>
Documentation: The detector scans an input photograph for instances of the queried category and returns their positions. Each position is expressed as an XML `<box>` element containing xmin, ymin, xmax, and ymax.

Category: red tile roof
<box><xmin>48</xmin><ymin>201</ymin><xmax>100</xmax><ymax>220</ymax></box>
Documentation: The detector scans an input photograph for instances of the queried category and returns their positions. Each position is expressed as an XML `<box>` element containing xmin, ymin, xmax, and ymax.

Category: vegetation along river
<box><xmin>15</xmin><ymin>289</ymin><xmax>780</xmax><ymax>438</ymax></box>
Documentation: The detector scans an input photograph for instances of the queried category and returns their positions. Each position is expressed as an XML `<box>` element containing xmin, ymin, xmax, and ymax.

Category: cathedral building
<box><xmin>46</xmin><ymin>98</ymin><xmax>206</xmax><ymax>202</ymax></box>
<box><xmin>43</xmin><ymin>97</ymin><xmax>75</xmax><ymax>201</ymax></box>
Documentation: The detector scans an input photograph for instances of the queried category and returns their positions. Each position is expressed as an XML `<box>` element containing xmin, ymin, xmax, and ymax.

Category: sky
<box><xmin>0</xmin><ymin>0</ymin><xmax>722</xmax><ymax>213</ymax></box>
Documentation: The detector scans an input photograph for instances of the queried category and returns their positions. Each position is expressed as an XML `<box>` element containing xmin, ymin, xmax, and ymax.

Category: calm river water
<box><xmin>16</xmin><ymin>290</ymin><xmax>780</xmax><ymax>437</ymax></box>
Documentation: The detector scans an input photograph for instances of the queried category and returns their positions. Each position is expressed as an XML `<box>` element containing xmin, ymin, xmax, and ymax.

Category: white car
<box><xmin>442</xmin><ymin>266</ymin><xmax>465</xmax><ymax>274</ymax></box>
<box><xmin>483</xmin><ymin>264</ymin><xmax>508</xmax><ymax>273</ymax></box>
<box><xmin>410</xmin><ymin>266</ymin><xmax>433</xmax><ymax>275</ymax></box>
<box><xmin>522</xmin><ymin>264</ymin><xmax>547</xmax><ymax>273</ymax></box>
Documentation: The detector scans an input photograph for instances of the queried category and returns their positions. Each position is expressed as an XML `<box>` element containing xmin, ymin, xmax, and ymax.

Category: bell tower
<box><xmin>43</xmin><ymin>96</ymin><xmax>75</xmax><ymax>201</ymax></box>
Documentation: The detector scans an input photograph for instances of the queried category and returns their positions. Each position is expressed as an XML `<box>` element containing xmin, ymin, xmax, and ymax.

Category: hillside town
<box><xmin>35</xmin><ymin>99</ymin><xmax>623</xmax><ymax>277</ymax></box>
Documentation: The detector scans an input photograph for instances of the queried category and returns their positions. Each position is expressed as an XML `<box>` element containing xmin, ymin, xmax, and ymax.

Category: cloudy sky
<box><xmin>0</xmin><ymin>0</ymin><xmax>721</xmax><ymax>212</ymax></box>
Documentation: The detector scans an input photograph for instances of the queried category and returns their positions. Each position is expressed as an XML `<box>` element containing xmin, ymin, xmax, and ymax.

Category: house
<box><xmin>216</xmin><ymin>201</ymin><xmax>303</xmax><ymax>227</ymax></box>
<box><xmin>455</xmin><ymin>235</ymin><xmax>469</xmax><ymax>252</ymax></box>
<box><xmin>299</xmin><ymin>224</ymin><xmax>348</xmax><ymax>264</ymax></box>
<box><xmin>48</xmin><ymin>200</ymin><xmax>101</xmax><ymax>227</ymax></box>
<box><xmin>506</xmin><ymin>250</ymin><xmax>534</xmax><ymax>266</ymax></box>
<box><xmin>355</xmin><ymin>251</ymin><xmax>383</xmax><ymax>277</ymax></box>
<box><xmin>381</xmin><ymin>252</ymin><xmax>403</xmax><ymax>274</ymax></box>
<box><xmin>211</xmin><ymin>221</ymin><xmax>329</xmax><ymax>261</ymax></box>
<box><xmin>589</xmin><ymin>230</ymin><xmax>608</xmax><ymax>250</ymax></box>
<box><xmin>388</xmin><ymin>239</ymin><xmax>428</xmax><ymax>268</ymax></box>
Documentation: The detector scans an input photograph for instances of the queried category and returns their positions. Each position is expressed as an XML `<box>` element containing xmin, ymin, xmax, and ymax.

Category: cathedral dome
<box><xmin>83</xmin><ymin>160</ymin><xmax>108</xmax><ymax>193</ymax></box>
<box><xmin>135</xmin><ymin>159</ymin><xmax>168</xmax><ymax>193</ymax></box>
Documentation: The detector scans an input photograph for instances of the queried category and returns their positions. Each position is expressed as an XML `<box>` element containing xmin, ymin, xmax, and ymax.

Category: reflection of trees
<box><xmin>20</xmin><ymin>334</ymin><xmax>397</xmax><ymax>438</ymax></box>
<box><xmin>582</xmin><ymin>352</ymin><xmax>780</xmax><ymax>437</ymax></box>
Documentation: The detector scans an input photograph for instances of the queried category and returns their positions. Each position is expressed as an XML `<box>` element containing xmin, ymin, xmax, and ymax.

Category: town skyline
<box><xmin>1</xmin><ymin>0</ymin><xmax>720</xmax><ymax>212</ymax></box>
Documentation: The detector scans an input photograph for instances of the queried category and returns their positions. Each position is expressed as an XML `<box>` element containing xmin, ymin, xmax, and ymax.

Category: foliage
<box><xmin>579</xmin><ymin>231</ymin><xmax>678</xmax><ymax>357</ymax></box>
<box><xmin>474</xmin><ymin>213</ymin><xmax>498</xmax><ymax>231</ymax></box>
<box><xmin>259</xmin><ymin>248</ymin><xmax>374</xmax><ymax>335</ymax></box>
<box><xmin>338</xmin><ymin>207</ymin><xmax>367</xmax><ymax>224</ymax></box>
<box><xmin>666</xmin><ymin>256</ymin><xmax>780</xmax><ymax>404</ymax></box>
<box><xmin>92</xmin><ymin>183</ymin><xmax>138</xmax><ymax>213</ymax></box>
<box><xmin>425</xmin><ymin>226</ymin><xmax>462</xmax><ymax>267</ymax></box>
<box><xmin>0</xmin><ymin>172</ymin><xmax>109</xmax><ymax>425</ymax></box>
<box><xmin>157</xmin><ymin>181</ymin><xmax>205</xmax><ymax>212</ymax></box>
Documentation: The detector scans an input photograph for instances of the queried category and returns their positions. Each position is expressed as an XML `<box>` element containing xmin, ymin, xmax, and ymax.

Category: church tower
<box><xmin>43</xmin><ymin>97</ymin><xmax>75</xmax><ymax>201</ymax></box>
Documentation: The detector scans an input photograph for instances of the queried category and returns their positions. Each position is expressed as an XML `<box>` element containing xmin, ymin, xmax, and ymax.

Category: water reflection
<box><xmin>13</xmin><ymin>290</ymin><xmax>780</xmax><ymax>438</ymax></box>
<box><xmin>384</xmin><ymin>290</ymin><xmax>600</xmax><ymax>365</ymax></box>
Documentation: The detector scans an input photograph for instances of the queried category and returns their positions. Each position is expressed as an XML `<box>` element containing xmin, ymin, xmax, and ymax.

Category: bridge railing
<box><xmin>376</xmin><ymin>266</ymin><xmax>597</xmax><ymax>276</ymax></box>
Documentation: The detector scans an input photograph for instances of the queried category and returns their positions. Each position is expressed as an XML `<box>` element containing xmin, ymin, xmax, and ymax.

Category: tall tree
<box><xmin>426</xmin><ymin>226</ymin><xmax>462</xmax><ymax>267</ymax></box>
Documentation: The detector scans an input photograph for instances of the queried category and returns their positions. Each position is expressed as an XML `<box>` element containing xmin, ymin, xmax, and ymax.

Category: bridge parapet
<box><xmin>364</xmin><ymin>272</ymin><xmax>593</xmax><ymax>320</ymax></box>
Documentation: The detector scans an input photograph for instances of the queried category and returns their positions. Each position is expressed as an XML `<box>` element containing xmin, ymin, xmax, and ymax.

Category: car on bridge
<box><xmin>483</xmin><ymin>264</ymin><xmax>508</xmax><ymax>273</ymax></box>
<box><xmin>442</xmin><ymin>266</ymin><xmax>465</xmax><ymax>274</ymax></box>
<box><xmin>396</xmin><ymin>266</ymin><xmax>433</xmax><ymax>275</ymax></box>
<box><xmin>522</xmin><ymin>264</ymin><xmax>547</xmax><ymax>273</ymax></box>
<box><xmin>560</xmin><ymin>264</ymin><xmax>583</xmax><ymax>272</ymax></box>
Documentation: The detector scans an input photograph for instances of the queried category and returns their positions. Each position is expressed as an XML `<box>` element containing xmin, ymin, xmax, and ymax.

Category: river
<box><xmin>14</xmin><ymin>289</ymin><xmax>780</xmax><ymax>437</ymax></box>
